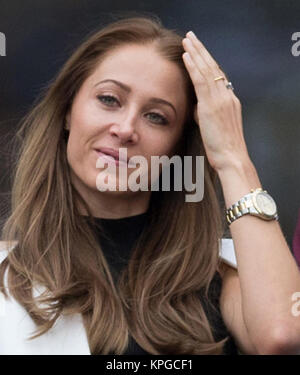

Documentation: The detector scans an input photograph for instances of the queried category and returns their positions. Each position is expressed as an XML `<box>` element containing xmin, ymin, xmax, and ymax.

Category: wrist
<box><xmin>216</xmin><ymin>158</ymin><xmax>262</xmax><ymax>208</ymax></box>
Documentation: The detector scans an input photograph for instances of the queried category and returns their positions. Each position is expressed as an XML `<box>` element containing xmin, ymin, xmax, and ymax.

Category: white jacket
<box><xmin>0</xmin><ymin>240</ymin><xmax>237</xmax><ymax>355</ymax></box>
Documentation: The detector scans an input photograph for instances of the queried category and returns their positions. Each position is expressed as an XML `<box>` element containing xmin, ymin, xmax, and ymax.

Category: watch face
<box><xmin>255</xmin><ymin>192</ymin><xmax>277</xmax><ymax>216</ymax></box>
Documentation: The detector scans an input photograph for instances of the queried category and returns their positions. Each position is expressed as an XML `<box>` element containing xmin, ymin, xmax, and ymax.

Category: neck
<box><xmin>82</xmin><ymin>193</ymin><xmax>150</xmax><ymax>219</ymax></box>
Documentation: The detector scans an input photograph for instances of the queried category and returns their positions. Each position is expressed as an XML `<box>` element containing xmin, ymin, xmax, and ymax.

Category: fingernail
<box><xmin>187</xmin><ymin>31</ymin><xmax>195</xmax><ymax>38</ymax></box>
<box><xmin>183</xmin><ymin>38</ymin><xmax>191</xmax><ymax>45</ymax></box>
<box><xmin>182</xmin><ymin>52</ymin><xmax>191</xmax><ymax>62</ymax></box>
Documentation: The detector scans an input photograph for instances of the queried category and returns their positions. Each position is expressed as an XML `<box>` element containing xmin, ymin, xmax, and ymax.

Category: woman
<box><xmin>0</xmin><ymin>16</ymin><xmax>300</xmax><ymax>355</ymax></box>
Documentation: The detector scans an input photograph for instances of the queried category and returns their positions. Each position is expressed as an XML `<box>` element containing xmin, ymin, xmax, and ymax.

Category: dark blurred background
<box><xmin>0</xmin><ymin>0</ymin><xmax>299</xmax><ymax>248</ymax></box>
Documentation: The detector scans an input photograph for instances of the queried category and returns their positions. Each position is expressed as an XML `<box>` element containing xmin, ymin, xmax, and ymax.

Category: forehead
<box><xmin>85</xmin><ymin>44</ymin><xmax>187</xmax><ymax>108</ymax></box>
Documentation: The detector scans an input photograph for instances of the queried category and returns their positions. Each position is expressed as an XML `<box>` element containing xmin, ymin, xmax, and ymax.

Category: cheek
<box><xmin>66</xmin><ymin>135</ymin><xmax>101</xmax><ymax>191</ymax></box>
<box><xmin>69</xmin><ymin>95</ymin><xmax>105</xmax><ymax>137</ymax></box>
<box><xmin>66</xmin><ymin>122</ymin><xmax>96</xmax><ymax>186</ymax></box>
<box><xmin>67</xmin><ymin>103</ymin><xmax>102</xmax><ymax>158</ymax></box>
<box><xmin>142</xmin><ymin>129</ymin><xmax>183</xmax><ymax>158</ymax></box>
<box><xmin>151</xmin><ymin>133</ymin><xmax>183</xmax><ymax>159</ymax></box>
<box><xmin>142</xmin><ymin>132</ymin><xmax>183</xmax><ymax>179</ymax></box>
<box><xmin>66</xmin><ymin>122</ymin><xmax>87</xmax><ymax>166</ymax></box>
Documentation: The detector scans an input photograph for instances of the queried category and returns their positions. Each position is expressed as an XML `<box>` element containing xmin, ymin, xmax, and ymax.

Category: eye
<box><xmin>145</xmin><ymin>112</ymin><xmax>169</xmax><ymax>125</ymax></box>
<box><xmin>97</xmin><ymin>95</ymin><xmax>120</xmax><ymax>107</ymax></box>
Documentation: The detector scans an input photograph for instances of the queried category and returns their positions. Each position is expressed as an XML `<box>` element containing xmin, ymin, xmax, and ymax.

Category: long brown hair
<box><xmin>0</xmin><ymin>15</ymin><xmax>228</xmax><ymax>354</ymax></box>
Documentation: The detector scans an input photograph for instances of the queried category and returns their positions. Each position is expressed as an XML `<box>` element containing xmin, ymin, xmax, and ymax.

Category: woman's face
<box><xmin>66</xmin><ymin>43</ymin><xmax>188</xmax><ymax>196</ymax></box>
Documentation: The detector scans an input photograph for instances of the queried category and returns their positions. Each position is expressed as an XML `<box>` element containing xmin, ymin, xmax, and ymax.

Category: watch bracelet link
<box><xmin>225</xmin><ymin>193</ymin><xmax>253</xmax><ymax>225</ymax></box>
<box><xmin>225</xmin><ymin>189</ymin><xmax>279</xmax><ymax>225</ymax></box>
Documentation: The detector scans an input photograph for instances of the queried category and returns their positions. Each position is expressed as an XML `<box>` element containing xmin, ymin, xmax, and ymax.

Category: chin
<box><xmin>95</xmin><ymin>173</ymin><xmax>129</xmax><ymax>194</ymax></box>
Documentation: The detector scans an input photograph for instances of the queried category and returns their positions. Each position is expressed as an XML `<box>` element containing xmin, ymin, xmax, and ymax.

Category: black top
<box><xmin>87</xmin><ymin>212</ymin><xmax>238</xmax><ymax>355</ymax></box>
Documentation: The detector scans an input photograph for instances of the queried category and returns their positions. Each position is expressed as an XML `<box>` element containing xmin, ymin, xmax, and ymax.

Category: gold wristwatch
<box><xmin>225</xmin><ymin>188</ymin><xmax>279</xmax><ymax>225</ymax></box>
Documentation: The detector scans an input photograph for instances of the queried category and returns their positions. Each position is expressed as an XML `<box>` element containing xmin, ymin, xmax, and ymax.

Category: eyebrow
<box><xmin>94</xmin><ymin>79</ymin><xmax>177</xmax><ymax>116</ymax></box>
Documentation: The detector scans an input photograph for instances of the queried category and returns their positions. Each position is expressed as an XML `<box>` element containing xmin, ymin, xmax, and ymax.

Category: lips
<box><xmin>95</xmin><ymin>147</ymin><xmax>130</xmax><ymax>166</ymax></box>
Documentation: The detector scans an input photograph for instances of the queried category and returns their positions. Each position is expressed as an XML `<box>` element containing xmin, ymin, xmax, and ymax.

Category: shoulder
<box><xmin>0</xmin><ymin>292</ymin><xmax>89</xmax><ymax>354</ymax></box>
<box><xmin>0</xmin><ymin>240</ymin><xmax>90</xmax><ymax>354</ymax></box>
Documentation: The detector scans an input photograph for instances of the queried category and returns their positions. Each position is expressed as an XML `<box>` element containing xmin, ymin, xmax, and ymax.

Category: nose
<box><xmin>109</xmin><ymin>110</ymin><xmax>139</xmax><ymax>145</ymax></box>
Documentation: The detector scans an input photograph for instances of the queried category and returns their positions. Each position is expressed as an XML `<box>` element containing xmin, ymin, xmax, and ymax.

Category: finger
<box><xmin>182</xmin><ymin>51</ymin><xmax>209</xmax><ymax>101</ymax></box>
<box><xmin>182</xmin><ymin>38</ymin><xmax>210</xmax><ymax>79</ymax></box>
<box><xmin>186</xmin><ymin>31</ymin><xmax>232</xmax><ymax>91</ymax></box>
<box><xmin>182</xmin><ymin>37</ymin><xmax>226</xmax><ymax>94</ymax></box>
<box><xmin>186</xmin><ymin>31</ymin><xmax>220</xmax><ymax>73</ymax></box>
<box><xmin>183</xmin><ymin>50</ymin><xmax>242</xmax><ymax>141</ymax></box>
<box><xmin>183</xmin><ymin>38</ymin><xmax>227</xmax><ymax>100</ymax></box>
<box><xmin>183</xmin><ymin>39</ymin><xmax>239</xmax><ymax>112</ymax></box>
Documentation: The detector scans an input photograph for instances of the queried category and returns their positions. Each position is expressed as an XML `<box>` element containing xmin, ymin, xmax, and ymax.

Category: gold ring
<box><xmin>214</xmin><ymin>76</ymin><xmax>225</xmax><ymax>81</ymax></box>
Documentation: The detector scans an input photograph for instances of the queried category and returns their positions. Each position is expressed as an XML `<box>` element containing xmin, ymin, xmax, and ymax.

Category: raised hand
<box><xmin>182</xmin><ymin>31</ymin><xmax>250</xmax><ymax>172</ymax></box>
